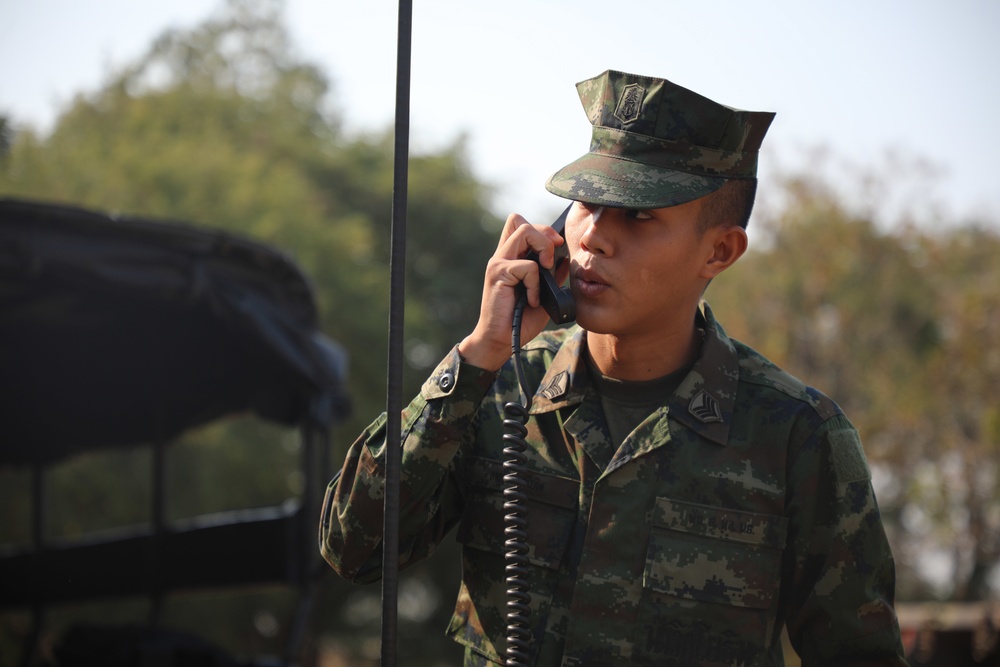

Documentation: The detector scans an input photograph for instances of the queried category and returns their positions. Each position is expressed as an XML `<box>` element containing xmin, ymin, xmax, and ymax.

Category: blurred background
<box><xmin>1</xmin><ymin>0</ymin><xmax>998</xmax><ymax>665</ymax></box>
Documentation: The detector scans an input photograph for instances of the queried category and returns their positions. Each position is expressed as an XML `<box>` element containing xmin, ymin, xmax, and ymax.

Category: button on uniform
<box><xmin>438</xmin><ymin>371</ymin><xmax>455</xmax><ymax>392</ymax></box>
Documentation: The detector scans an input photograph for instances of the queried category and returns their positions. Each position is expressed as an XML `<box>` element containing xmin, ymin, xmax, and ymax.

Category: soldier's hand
<box><xmin>458</xmin><ymin>213</ymin><xmax>568</xmax><ymax>371</ymax></box>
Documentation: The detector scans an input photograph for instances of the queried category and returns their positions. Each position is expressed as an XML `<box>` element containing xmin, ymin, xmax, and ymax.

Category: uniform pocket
<box><xmin>636</xmin><ymin>498</ymin><xmax>788</xmax><ymax>665</ymax></box>
<box><xmin>456</xmin><ymin>456</ymin><xmax>578</xmax><ymax>567</ymax></box>
<box><xmin>449</xmin><ymin>457</ymin><xmax>579</xmax><ymax>663</ymax></box>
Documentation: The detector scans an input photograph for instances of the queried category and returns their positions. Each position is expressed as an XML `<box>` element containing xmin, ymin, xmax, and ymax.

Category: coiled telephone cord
<box><xmin>502</xmin><ymin>290</ymin><xmax>533</xmax><ymax>666</ymax></box>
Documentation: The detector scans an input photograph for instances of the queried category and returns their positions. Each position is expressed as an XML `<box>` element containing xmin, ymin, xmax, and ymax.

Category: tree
<box><xmin>0</xmin><ymin>0</ymin><xmax>497</xmax><ymax>435</ymax></box>
<box><xmin>0</xmin><ymin>115</ymin><xmax>12</xmax><ymax>158</ymax></box>
<box><xmin>0</xmin><ymin>0</ymin><xmax>491</xmax><ymax>662</ymax></box>
<box><xmin>907</xmin><ymin>226</ymin><xmax>1000</xmax><ymax>601</ymax></box>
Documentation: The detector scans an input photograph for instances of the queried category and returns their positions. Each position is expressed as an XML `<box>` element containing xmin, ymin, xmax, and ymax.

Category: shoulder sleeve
<box><xmin>783</xmin><ymin>413</ymin><xmax>908</xmax><ymax>666</ymax></box>
<box><xmin>319</xmin><ymin>346</ymin><xmax>497</xmax><ymax>583</ymax></box>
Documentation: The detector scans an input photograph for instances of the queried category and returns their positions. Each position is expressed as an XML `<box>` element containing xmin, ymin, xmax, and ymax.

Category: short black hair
<box><xmin>697</xmin><ymin>178</ymin><xmax>758</xmax><ymax>232</ymax></box>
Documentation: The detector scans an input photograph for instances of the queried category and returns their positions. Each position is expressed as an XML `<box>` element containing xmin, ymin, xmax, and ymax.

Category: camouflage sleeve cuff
<box><xmin>419</xmin><ymin>345</ymin><xmax>499</xmax><ymax>402</ymax></box>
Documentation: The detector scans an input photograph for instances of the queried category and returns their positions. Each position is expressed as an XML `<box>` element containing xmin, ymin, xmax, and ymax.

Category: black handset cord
<box><xmin>503</xmin><ymin>288</ymin><xmax>533</xmax><ymax>666</ymax></box>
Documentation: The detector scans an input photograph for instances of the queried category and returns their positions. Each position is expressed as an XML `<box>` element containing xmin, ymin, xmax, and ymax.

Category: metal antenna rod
<box><xmin>382</xmin><ymin>0</ymin><xmax>413</xmax><ymax>665</ymax></box>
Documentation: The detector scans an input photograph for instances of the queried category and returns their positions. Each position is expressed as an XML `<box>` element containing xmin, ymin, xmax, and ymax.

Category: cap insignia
<box><xmin>689</xmin><ymin>390</ymin><xmax>723</xmax><ymax>424</ymax></box>
<box><xmin>613</xmin><ymin>83</ymin><xmax>645</xmax><ymax>124</ymax></box>
<box><xmin>538</xmin><ymin>371</ymin><xmax>569</xmax><ymax>401</ymax></box>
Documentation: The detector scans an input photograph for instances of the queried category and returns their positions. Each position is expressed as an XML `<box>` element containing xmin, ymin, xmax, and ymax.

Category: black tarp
<box><xmin>0</xmin><ymin>197</ymin><xmax>350</xmax><ymax>465</ymax></box>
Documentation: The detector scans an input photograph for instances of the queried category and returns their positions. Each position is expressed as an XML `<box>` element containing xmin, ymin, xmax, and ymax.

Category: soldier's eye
<box><xmin>624</xmin><ymin>209</ymin><xmax>653</xmax><ymax>220</ymax></box>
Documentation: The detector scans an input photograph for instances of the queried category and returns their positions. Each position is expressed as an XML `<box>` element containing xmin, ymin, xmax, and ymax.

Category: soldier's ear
<box><xmin>700</xmin><ymin>225</ymin><xmax>747</xmax><ymax>280</ymax></box>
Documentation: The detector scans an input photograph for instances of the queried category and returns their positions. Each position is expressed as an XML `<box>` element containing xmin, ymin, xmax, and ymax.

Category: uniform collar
<box><xmin>667</xmin><ymin>302</ymin><xmax>738</xmax><ymax>447</ymax></box>
<box><xmin>528</xmin><ymin>302</ymin><xmax>738</xmax><ymax>447</ymax></box>
<box><xmin>526</xmin><ymin>326</ymin><xmax>589</xmax><ymax>414</ymax></box>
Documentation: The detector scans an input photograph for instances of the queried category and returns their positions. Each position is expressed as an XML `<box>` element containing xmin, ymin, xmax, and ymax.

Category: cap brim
<box><xmin>545</xmin><ymin>152</ymin><xmax>727</xmax><ymax>209</ymax></box>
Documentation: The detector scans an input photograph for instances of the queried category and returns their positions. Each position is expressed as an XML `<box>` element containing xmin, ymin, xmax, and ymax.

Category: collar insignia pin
<box><xmin>538</xmin><ymin>371</ymin><xmax>569</xmax><ymax>401</ymax></box>
<box><xmin>689</xmin><ymin>390</ymin><xmax>723</xmax><ymax>424</ymax></box>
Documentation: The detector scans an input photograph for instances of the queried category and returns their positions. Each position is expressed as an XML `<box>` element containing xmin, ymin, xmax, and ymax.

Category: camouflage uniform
<box><xmin>320</xmin><ymin>304</ymin><xmax>906</xmax><ymax>666</ymax></box>
<box><xmin>321</xmin><ymin>70</ymin><xmax>906</xmax><ymax>665</ymax></box>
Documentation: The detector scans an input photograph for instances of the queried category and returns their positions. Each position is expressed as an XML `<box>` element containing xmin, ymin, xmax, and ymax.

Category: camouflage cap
<box><xmin>545</xmin><ymin>70</ymin><xmax>776</xmax><ymax>209</ymax></box>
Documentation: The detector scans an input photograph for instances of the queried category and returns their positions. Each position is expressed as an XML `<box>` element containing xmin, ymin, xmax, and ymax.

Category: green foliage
<box><xmin>0</xmin><ymin>0</ymin><xmax>490</xmax><ymax>661</ymax></box>
<box><xmin>0</xmin><ymin>0</ymin><xmax>496</xmax><ymax>441</ymax></box>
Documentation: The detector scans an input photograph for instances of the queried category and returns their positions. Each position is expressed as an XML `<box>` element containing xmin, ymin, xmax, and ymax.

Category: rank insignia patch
<box><xmin>689</xmin><ymin>390</ymin><xmax>723</xmax><ymax>423</ymax></box>
<box><xmin>538</xmin><ymin>371</ymin><xmax>569</xmax><ymax>401</ymax></box>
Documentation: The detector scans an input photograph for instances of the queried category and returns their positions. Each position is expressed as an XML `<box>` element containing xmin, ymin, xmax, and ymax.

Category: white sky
<box><xmin>1</xmin><ymin>0</ymin><xmax>998</xmax><ymax>228</ymax></box>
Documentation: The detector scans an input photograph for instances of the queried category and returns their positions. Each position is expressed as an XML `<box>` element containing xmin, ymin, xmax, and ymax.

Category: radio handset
<box><xmin>521</xmin><ymin>205</ymin><xmax>575</xmax><ymax>325</ymax></box>
<box><xmin>503</xmin><ymin>204</ymin><xmax>575</xmax><ymax>666</ymax></box>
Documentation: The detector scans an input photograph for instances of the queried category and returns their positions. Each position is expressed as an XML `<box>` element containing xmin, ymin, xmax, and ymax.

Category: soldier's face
<box><xmin>564</xmin><ymin>198</ymin><xmax>718</xmax><ymax>337</ymax></box>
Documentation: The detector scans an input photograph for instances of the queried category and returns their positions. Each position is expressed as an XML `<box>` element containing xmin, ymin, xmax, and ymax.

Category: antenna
<box><xmin>382</xmin><ymin>0</ymin><xmax>412</xmax><ymax>664</ymax></box>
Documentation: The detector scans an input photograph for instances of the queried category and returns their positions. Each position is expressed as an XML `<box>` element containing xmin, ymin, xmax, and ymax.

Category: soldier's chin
<box><xmin>573</xmin><ymin>308</ymin><xmax>619</xmax><ymax>336</ymax></box>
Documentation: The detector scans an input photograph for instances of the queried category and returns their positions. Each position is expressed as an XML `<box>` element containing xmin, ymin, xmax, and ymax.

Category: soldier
<box><xmin>320</xmin><ymin>69</ymin><xmax>908</xmax><ymax>666</ymax></box>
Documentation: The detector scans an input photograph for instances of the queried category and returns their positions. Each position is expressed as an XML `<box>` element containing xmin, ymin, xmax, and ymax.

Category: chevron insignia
<box><xmin>689</xmin><ymin>390</ymin><xmax>723</xmax><ymax>423</ymax></box>
<box><xmin>538</xmin><ymin>371</ymin><xmax>568</xmax><ymax>401</ymax></box>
